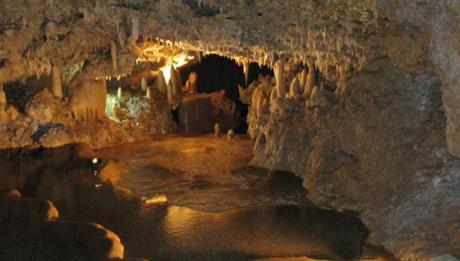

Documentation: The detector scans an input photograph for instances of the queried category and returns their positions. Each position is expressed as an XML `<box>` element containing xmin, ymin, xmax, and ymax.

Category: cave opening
<box><xmin>103</xmin><ymin>50</ymin><xmax>273</xmax><ymax>136</ymax></box>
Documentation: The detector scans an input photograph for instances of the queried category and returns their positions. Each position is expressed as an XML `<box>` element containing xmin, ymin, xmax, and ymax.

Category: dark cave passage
<box><xmin>180</xmin><ymin>54</ymin><xmax>273</xmax><ymax>134</ymax></box>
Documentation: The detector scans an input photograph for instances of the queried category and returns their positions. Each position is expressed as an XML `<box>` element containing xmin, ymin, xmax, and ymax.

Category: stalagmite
<box><xmin>146</xmin><ymin>87</ymin><xmax>152</xmax><ymax>100</ymax></box>
<box><xmin>304</xmin><ymin>61</ymin><xmax>316</xmax><ymax>98</ymax></box>
<box><xmin>52</xmin><ymin>66</ymin><xmax>63</xmax><ymax>98</ymax></box>
<box><xmin>243</xmin><ymin>59</ymin><xmax>250</xmax><ymax>85</ymax></box>
<box><xmin>227</xmin><ymin>129</ymin><xmax>235</xmax><ymax>142</ymax></box>
<box><xmin>173</xmin><ymin>67</ymin><xmax>182</xmax><ymax>91</ymax></box>
<box><xmin>141</xmin><ymin>77</ymin><xmax>147</xmax><ymax>91</ymax></box>
<box><xmin>113</xmin><ymin>103</ymin><xmax>123</xmax><ymax>120</ymax></box>
<box><xmin>298</xmin><ymin>68</ymin><xmax>307</xmax><ymax>88</ymax></box>
<box><xmin>214</xmin><ymin>123</ymin><xmax>220</xmax><ymax>138</ymax></box>
<box><xmin>185</xmin><ymin>72</ymin><xmax>198</xmax><ymax>94</ymax></box>
<box><xmin>167</xmin><ymin>65</ymin><xmax>182</xmax><ymax>109</ymax></box>
<box><xmin>270</xmin><ymin>88</ymin><xmax>277</xmax><ymax>104</ymax></box>
<box><xmin>117</xmin><ymin>87</ymin><xmax>123</xmax><ymax>100</ymax></box>
<box><xmin>274</xmin><ymin>61</ymin><xmax>285</xmax><ymax>98</ymax></box>
<box><xmin>289</xmin><ymin>77</ymin><xmax>301</xmax><ymax>99</ymax></box>
<box><xmin>0</xmin><ymin>85</ymin><xmax>6</xmax><ymax>109</ymax></box>
<box><xmin>111</xmin><ymin>41</ymin><xmax>118</xmax><ymax>73</ymax></box>
<box><xmin>310</xmin><ymin>85</ymin><xmax>319</xmax><ymax>100</ymax></box>
<box><xmin>256</xmin><ymin>95</ymin><xmax>264</xmax><ymax>118</ymax></box>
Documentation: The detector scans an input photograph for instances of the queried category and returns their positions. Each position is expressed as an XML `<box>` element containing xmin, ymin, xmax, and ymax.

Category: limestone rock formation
<box><xmin>0</xmin><ymin>1</ymin><xmax>458</xmax><ymax>259</ymax></box>
<box><xmin>69</xmin><ymin>76</ymin><xmax>107</xmax><ymax>120</ymax></box>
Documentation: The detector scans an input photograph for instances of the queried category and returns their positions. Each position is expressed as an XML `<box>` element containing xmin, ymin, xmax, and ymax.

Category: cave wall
<box><xmin>0</xmin><ymin>1</ymin><xmax>459</xmax><ymax>259</ymax></box>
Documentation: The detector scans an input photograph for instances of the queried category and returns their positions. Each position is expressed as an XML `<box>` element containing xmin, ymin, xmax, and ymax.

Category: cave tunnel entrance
<box><xmin>179</xmin><ymin>54</ymin><xmax>273</xmax><ymax>134</ymax></box>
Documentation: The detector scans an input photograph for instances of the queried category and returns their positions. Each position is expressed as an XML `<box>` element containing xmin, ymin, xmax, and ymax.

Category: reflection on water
<box><xmin>95</xmin><ymin>136</ymin><xmax>309</xmax><ymax>212</ymax></box>
<box><xmin>0</xmin><ymin>144</ymin><xmax>369</xmax><ymax>261</ymax></box>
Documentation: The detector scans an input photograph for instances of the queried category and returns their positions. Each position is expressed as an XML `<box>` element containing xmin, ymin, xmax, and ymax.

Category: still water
<box><xmin>0</xmin><ymin>139</ymin><xmax>369</xmax><ymax>261</ymax></box>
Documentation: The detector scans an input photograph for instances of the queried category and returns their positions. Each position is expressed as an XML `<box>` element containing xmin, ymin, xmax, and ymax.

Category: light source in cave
<box><xmin>159</xmin><ymin>54</ymin><xmax>194</xmax><ymax>83</ymax></box>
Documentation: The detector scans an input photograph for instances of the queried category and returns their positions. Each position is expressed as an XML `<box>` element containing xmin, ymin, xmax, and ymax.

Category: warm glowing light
<box><xmin>92</xmin><ymin>158</ymin><xmax>98</xmax><ymax>164</ymax></box>
<box><xmin>159</xmin><ymin>54</ymin><xmax>195</xmax><ymax>83</ymax></box>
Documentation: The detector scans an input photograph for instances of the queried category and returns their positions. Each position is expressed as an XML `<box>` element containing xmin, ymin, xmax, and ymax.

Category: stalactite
<box><xmin>52</xmin><ymin>66</ymin><xmax>63</xmax><ymax>98</ymax></box>
<box><xmin>69</xmin><ymin>79</ymin><xmax>107</xmax><ymax>120</ymax></box>
<box><xmin>274</xmin><ymin>61</ymin><xmax>285</xmax><ymax>98</ymax></box>
<box><xmin>243</xmin><ymin>59</ymin><xmax>250</xmax><ymax>85</ymax></box>
<box><xmin>111</xmin><ymin>41</ymin><xmax>118</xmax><ymax>73</ymax></box>
<box><xmin>131</xmin><ymin>15</ymin><xmax>139</xmax><ymax>42</ymax></box>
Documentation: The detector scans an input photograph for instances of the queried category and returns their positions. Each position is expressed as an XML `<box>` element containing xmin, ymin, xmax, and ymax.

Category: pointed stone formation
<box><xmin>155</xmin><ymin>70</ymin><xmax>168</xmax><ymax>94</ymax></box>
<box><xmin>289</xmin><ymin>77</ymin><xmax>301</xmax><ymax>99</ymax></box>
<box><xmin>243</xmin><ymin>59</ymin><xmax>250</xmax><ymax>86</ymax></box>
<box><xmin>167</xmin><ymin>65</ymin><xmax>182</xmax><ymax>109</ymax></box>
<box><xmin>304</xmin><ymin>61</ymin><xmax>316</xmax><ymax>98</ymax></box>
<box><xmin>298</xmin><ymin>68</ymin><xmax>307</xmax><ymax>89</ymax></box>
<box><xmin>141</xmin><ymin>77</ymin><xmax>147</xmax><ymax>91</ymax></box>
<box><xmin>270</xmin><ymin>87</ymin><xmax>277</xmax><ymax>104</ymax></box>
<box><xmin>131</xmin><ymin>15</ymin><xmax>139</xmax><ymax>42</ymax></box>
<box><xmin>52</xmin><ymin>66</ymin><xmax>63</xmax><ymax>98</ymax></box>
<box><xmin>146</xmin><ymin>87</ymin><xmax>152</xmax><ymax>100</ymax></box>
<box><xmin>186</xmin><ymin>72</ymin><xmax>198</xmax><ymax>94</ymax></box>
<box><xmin>310</xmin><ymin>85</ymin><xmax>319</xmax><ymax>100</ymax></box>
<box><xmin>227</xmin><ymin>129</ymin><xmax>235</xmax><ymax>142</ymax></box>
<box><xmin>274</xmin><ymin>60</ymin><xmax>285</xmax><ymax>98</ymax></box>
<box><xmin>117</xmin><ymin>87</ymin><xmax>123</xmax><ymax>100</ymax></box>
<box><xmin>0</xmin><ymin>85</ymin><xmax>6</xmax><ymax>109</ymax></box>
<box><xmin>256</xmin><ymin>95</ymin><xmax>264</xmax><ymax>118</ymax></box>
<box><xmin>214</xmin><ymin>123</ymin><xmax>220</xmax><ymax>138</ymax></box>
<box><xmin>111</xmin><ymin>41</ymin><xmax>118</xmax><ymax>73</ymax></box>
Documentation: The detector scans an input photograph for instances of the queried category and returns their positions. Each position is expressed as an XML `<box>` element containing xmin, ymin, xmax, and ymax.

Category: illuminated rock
<box><xmin>304</xmin><ymin>61</ymin><xmax>316</xmax><ymax>98</ymax></box>
<box><xmin>289</xmin><ymin>77</ymin><xmax>301</xmax><ymax>99</ymax></box>
<box><xmin>185</xmin><ymin>72</ymin><xmax>198</xmax><ymax>94</ymax></box>
<box><xmin>0</xmin><ymin>85</ymin><xmax>6</xmax><ymax>110</ymax></box>
<box><xmin>69</xmin><ymin>76</ymin><xmax>107</xmax><ymax>120</ymax></box>
<box><xmin>111</xmin><ymin>40</ymin><xmax>118</xmax><ymax>73</ymax></box>
<box><xmin>52</xmin><ymin>66</ymin><xmax>63</xmax><ymax>98</ymax></box>
<box><xmin>214</xmin><ymin>123</ymin><xmax>220</xmax><ymax>137</ymax></box>
<box><xmin>227</xmin><ymin>129</ymin><xmax>235</xmax><ymax>142</ymax></box>
<box><xmin>274</xmin><ymin>61</ymin><xmax>285</xmax><ymax>98</ymax></box>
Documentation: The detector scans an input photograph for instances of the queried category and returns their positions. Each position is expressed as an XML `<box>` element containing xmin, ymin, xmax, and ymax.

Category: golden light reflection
<box><xmin>159</xmin><ymin>54</ymin><xmax>195</xmax><ymax>83</ymax></box>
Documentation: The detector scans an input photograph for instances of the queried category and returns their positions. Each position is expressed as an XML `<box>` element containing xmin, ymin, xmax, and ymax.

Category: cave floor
<box><xmin>92</xmin><ymin>134</ymin><xmax>309</xmax><ymax>212</ymax></box>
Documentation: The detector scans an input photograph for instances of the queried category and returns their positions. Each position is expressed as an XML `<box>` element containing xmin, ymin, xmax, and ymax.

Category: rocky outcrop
<box><xmin>0</xmin><ymin>189</ymin><xmax>129</xmax><ymax>261</ymax></box>
<box><xmin>178</xmin><ymin>91</ymin><xmax>239</xmax><ymax>135</ymax></box>
<box><xmin>247</xmin><ymin>58</ymin><xmax>459</xmax><ymax>259</ymax></box>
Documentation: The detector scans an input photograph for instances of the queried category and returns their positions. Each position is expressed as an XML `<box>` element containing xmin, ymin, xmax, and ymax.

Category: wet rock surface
<box><xmin>0</xmin><ymin>1</ymin><xmax>459</xmax><ymax>260</ymax></box>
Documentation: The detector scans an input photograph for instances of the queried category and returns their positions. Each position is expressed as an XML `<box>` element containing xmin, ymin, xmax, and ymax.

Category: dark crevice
<box><xmin>182</xmin><ymin>0</ymin><xmax>221</xmax><ymax>17</ymax></box>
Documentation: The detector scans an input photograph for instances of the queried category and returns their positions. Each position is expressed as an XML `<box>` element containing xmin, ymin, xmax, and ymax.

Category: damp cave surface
<box><xmin>1</xmin><ymin>54</ymin><xmax>389</xmax><ymax>261</ymax></box>
<box><xmin>0</xmin><ymin>140</ymin><xmax>371</xmax><ymax>261</ymax></box>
